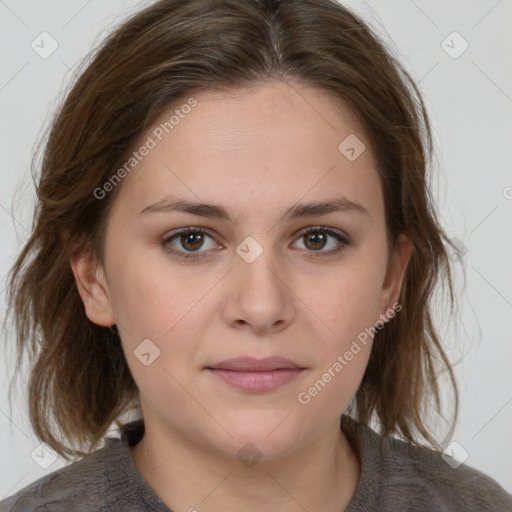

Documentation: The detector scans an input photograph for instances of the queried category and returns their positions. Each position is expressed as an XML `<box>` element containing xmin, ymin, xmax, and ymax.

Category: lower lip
<box><xmin>206</xmin><ymin>368</ymin><xmax>304</xmax><ymax>392</ymax></box>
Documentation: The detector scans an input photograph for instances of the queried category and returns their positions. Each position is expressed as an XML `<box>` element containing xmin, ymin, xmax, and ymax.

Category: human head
<box><xmin>6</xmin><ymin>0</ymin><xmax>459</xmax><ymax>459</ymax></box>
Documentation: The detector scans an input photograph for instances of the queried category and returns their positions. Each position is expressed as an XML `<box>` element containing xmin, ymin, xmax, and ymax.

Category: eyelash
<box><xmin>161</xmin><ymin>226</ymin><xmax>350</xmax><ymax>261</ymax></box>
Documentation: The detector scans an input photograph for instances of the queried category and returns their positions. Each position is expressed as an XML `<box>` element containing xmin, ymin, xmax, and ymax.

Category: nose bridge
<box><xmin>223</xmin><ymin>235</ymin><xmax>295</xmax><ymax>332</ymax></box>
<box><xmin>236</xmin><ymin>234</ymin><xmax>286</xmax><ymax>302</ymax></box>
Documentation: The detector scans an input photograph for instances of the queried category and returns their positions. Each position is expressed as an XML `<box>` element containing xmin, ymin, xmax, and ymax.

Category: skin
<box><xmin>71</xmin><ymin>80</ymin><xmax>412</xmax><ymax>512</ymax></box>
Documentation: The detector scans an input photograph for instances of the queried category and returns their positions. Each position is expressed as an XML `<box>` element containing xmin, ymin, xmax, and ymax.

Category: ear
<box><xmin>377</xmin><ymin>233</ymin><xmax>413</xmax><ymax>320</ymax></box>
<box><xmin>69</xmin><ymin>249</ymin><xmax>116</xmax><ymax>327</ymax></box>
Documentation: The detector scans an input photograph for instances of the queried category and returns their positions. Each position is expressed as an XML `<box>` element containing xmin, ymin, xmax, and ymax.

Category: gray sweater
<box><xmin>1</xmin><ymin>415</ymin><xmax>511</xmax><ymax>511</ymax></box>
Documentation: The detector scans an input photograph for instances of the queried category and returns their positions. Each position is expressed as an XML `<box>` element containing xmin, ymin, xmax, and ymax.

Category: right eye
<box><xmin>161</xmin><ymin>227</ymin><xmax>222</xmax><ymax>259</ymax></box>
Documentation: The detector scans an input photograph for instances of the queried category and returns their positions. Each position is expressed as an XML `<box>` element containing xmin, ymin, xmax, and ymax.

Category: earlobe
<box><xmin>69</xmin><ymin>250</ymin><xmax>116</xmax><ymax>327</ymax></box>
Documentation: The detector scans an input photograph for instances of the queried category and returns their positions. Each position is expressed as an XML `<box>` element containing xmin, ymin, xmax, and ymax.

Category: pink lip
<box><xmin>205</xmin><ymin>356</ymin><xmax>306</xmax><ymax>393</ymax></box>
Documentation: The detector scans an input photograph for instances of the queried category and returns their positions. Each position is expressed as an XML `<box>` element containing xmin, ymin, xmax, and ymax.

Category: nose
<box><xmin>221</xmin><ymin>243</ymin><xmax>296</xmax><ymax>336</ymax></box>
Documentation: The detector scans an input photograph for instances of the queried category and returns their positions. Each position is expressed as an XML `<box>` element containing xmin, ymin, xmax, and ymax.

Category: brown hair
<box><xmin>4</xmin><ymin>0</ymin><xmax>463</xmax><ymax>459</ymax></box>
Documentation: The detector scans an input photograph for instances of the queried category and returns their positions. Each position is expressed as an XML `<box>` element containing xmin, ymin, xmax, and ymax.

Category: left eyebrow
<box><xmin>139</xmin><ymin>196</ymin><xmax>370</xmax><ymax>221</ymax></box>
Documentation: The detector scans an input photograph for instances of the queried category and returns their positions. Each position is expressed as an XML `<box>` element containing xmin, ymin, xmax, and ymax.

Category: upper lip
<box><xmin>206</xmin><ymin>356</ymin><xmax>304</xmax><ymax>371</ymax></box>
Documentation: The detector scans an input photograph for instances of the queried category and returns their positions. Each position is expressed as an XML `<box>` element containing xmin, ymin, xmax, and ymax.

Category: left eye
<box><xmin>292</xmin><ymin>226</ymin><xmax>348</xmax><ymax>254</ymax></box>
<box><xmin>162</xmin><ymin>226</ymin><xmax>349</xmax><ymax>259</ymax></box>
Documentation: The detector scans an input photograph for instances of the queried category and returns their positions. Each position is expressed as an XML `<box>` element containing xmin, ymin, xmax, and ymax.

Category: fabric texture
<box><xmin>1</xmin><ymin>415</ymin><xmax>511</xmax><ymax>511</ymax></box>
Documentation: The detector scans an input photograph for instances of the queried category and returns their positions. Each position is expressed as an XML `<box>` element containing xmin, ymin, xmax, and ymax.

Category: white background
<box><xmin>1</xmin><ymin>0</ymin><xmax>511</xmax><ymax>500</ymax></box>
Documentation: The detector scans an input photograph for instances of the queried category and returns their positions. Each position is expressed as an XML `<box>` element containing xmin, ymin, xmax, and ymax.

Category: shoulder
<box><xmin>382</xmin><ymin>435</ymin><xmax>512</xmax><ymax>510</ymax></box>
<box><xmin>342</xmin><ymin>415</ymin><xmax>512</xmax><ymax>511</ymax></box>
<box><xmin>0</xmin><ymin>437</ymin><xmax>127</xmax><ymax>512</ymax></box>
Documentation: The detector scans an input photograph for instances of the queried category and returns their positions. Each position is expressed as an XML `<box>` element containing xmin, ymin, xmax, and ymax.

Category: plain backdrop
<box><xmin>1</xmin><ymin>0</ymin><xmax>511</xmax><ymax>500</ymax></box>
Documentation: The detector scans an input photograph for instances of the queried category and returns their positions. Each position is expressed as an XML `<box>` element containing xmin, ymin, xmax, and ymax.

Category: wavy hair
<box><xmin>4</xmin><ymin>0</ymin><xmax>463</xmax><ymax>459</ymax></box>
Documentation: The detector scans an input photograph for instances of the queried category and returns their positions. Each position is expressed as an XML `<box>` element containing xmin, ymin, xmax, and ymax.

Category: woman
<box><xmin>1</xmin><ymin>0</ymin><xmax>511</xmax><ymax>510</ymax></box>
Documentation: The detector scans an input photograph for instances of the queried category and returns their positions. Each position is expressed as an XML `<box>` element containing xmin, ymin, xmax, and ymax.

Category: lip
<box><xmin>205</xmin><ymin>356</ymin><xmax>306</xmax><ymax>393</ymax></box>
<box><xmin>207</xmin><ymin>356</ymin><xmax>304</xmax><ymax>372</ymax></box>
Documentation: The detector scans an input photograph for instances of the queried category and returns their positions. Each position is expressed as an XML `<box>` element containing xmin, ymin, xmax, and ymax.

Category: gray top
<box><xmin>1</xmin><ymin>415</ymin><xmax>511</xmax><ymax>511</ymax></box>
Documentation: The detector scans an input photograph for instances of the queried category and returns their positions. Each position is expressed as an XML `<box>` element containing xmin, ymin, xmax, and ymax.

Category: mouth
<box><xmin>205</xmin><ymin>356</ymin><xmax>306</xmax><ymax>393</ymax></box>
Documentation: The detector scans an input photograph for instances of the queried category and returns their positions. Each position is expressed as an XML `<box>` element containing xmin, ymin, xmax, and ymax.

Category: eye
<box><xmin>162</xmin><ymin>227</ymin><xmax>220</xmax><ymax>259</ymax></box>
<box><xmin>161</xmin><ymin>225</ymin><xmax>350</xmax><ymax>261</ymax></box>
<box><xmin>291</xmin><ymin>226</ymin><xmax>349</xmax><ymax>257</ymax></box>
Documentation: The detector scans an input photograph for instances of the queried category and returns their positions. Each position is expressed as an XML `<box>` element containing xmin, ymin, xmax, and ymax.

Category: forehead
<box><xmin>110</xmin><ymin>81</ymin><xmax>382</xmax><ymax>222</ymax></box>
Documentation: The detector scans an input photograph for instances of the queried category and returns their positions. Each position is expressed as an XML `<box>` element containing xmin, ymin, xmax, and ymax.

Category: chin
<box><xmin>209</xmin><ymin>415</ymin><xmax>312</xmax><ymax>462</ymax></box>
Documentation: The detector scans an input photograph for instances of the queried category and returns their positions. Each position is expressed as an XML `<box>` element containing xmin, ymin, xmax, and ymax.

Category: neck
<box><xmin>130</xmin><ymin>416</ymin><xmax>361</xmax><ymax>512</ymax></box>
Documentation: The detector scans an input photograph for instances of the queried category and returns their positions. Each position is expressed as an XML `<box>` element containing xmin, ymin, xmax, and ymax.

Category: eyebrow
<box><xmin>139</xmin><ymin>196</ymin><xmax>369</xmax><ymax>221</ymax></box>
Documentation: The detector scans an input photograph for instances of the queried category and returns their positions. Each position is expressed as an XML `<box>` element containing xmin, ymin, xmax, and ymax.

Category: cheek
<box><xmin>107</xmin><ymin>243</ymin><xmax>202</xmax><ymax>336</ymax></box>
<box><xmin>108</xmin><ymin>252</ymin><xmax>217</xmax><ymax>388</ymax></box>
<box><xmin>295</xmin><ymin>257</ymin><xmax>383</xmax><ymax>402</ymax></box>
<box><xmin>296</xmin><ymin>281</ymin><xmax>375</xmax><ymax>416</ymax></box>
<box><xmin>304</xmin><ymin>261</ymin><xmax>384</xmax><ymax>343</ymax></box>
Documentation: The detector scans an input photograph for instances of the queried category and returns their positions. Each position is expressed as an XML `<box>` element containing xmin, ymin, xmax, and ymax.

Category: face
<box><xmin>73</xmin><ymin>80</ymin><xmax>411</xmax><ymax>460</ymax></box>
